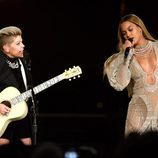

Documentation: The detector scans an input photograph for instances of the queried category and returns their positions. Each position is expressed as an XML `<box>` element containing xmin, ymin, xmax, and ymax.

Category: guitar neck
<box><xmin>11</xmin><ymin>74</ymin><xmax>63</xmax><ymax>105</ymax></box>
<box><xmin>10</xmin><ymin>65</ymin><xmax>82</xmax><ymax>105</ymax></box>
<box><xmin>33</xmin><ymin>74</ymin><xmax>63</xmax><ymax>95</ymax></box>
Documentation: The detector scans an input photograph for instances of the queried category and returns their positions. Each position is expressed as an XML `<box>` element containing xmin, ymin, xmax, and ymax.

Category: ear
<box><xmin>138</xmin><ymin>26</ymin><xmax>142</xmax><ymax>33</ymax></box>
<box><xmin>2</xmin><ymin>44</ymin><xmax>10</xmax><ymax>53</ymax></box>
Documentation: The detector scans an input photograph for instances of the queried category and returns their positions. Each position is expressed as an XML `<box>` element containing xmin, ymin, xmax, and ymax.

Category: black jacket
<box><xmin>0</xmin><ymin>50</ymin><xmax>32</xmax><ymax>92</ymax></box>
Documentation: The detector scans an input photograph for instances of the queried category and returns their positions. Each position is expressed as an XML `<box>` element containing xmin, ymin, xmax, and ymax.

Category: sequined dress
<box><xmin>104</xmin><ymin>41</ymin><xmax>158</xmax><ymax>136</ymax></box>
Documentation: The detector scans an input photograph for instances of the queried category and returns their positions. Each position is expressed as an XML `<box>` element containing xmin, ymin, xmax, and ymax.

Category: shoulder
<box><xmin>0</xmin><ymin>51</ymin><xmax>7</xmax><ymax>65</ymax></box>
<box><xmin>104</xmin><ymin>52</ymin><xmax>123</xmax><ymax>66</ymax></box>
<box><xmin>152</xmin><ymin>40</ymin><xmax>158</xmax><ymax>46</ymax></box>
<box><xmin>152</xmin><ymin>40</ymin><xmax>158</xmax><ymax>54</ymax></box>
<box><xmin>104</xmin><ymin>52</ymin><xmax>123</xmax><ymax>75</ymax></box>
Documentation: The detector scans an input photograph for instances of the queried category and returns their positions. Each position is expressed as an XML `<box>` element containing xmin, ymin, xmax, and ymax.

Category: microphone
<box><xmin>124</xmin><ymin>38</ymin><xmax>133</xmax><ymax>59</ymax></box>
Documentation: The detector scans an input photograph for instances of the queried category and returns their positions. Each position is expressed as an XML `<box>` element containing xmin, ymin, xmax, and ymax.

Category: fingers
<box><xmin>3</xmin><ymin>112</ymin><xmax>8</xmax><ymax>116</ymax></box>
<box><xmin>3</xmin><ymin>110</ymin><xmax>10</xmax><ymax>116</ymax></box>
<box><xmin>0</xmin><ymin>104</ymin><xmax>11</xmax><ymax>115</ymax></box>
<box><xmin>2</xmin><ymin>107</ymin><xmax>10</xmax><ymax>116</ymax></box>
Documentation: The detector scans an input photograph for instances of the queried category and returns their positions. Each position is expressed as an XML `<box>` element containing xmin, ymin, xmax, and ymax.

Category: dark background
<box><xmin>0</xmin><ymin>0</ymin><xmax>158</xmax><ymax>157</ymax></box>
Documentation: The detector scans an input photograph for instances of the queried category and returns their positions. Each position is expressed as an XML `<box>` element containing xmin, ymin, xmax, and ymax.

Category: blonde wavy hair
<box><xmin>103</xmin><ymin>14</ymin><xmax>156</xmax><ymax>97</ymax></box>
<box><xmin>104</xmin><ymin>14</ymin><xmax>156</xmax><ymax>76</ymax></box>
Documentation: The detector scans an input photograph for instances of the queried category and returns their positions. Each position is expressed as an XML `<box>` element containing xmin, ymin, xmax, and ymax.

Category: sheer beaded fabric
<box><xmin>104</xmin><ymin>41</ymin><xmax>158</xmax><ymax>137</ymax></box>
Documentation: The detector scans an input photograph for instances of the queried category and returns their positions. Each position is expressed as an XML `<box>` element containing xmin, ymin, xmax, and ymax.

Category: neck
<box><xmin>134</xmin><ymin>41</ymin><xmax>152</xmax><ymax>56</ymax></box>
<box><xmin>135</xmin><ymin>39</ymin><xmax>148</xmax><ymax>49</ymax></box>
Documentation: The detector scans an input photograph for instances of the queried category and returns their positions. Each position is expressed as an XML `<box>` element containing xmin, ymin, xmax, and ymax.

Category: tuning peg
<box><xmin>78</xmin><ymin>75</ymin><xmax>80</xmax><ymax>78</ymax></box>
<box><xmin>69</xmin><ymin>79</ymin><xmax>72</xmax><ymax>81</ymax></box>
<box><xmin>73</xmin><ymin>77</ymin><xmax>76</xmax><ymax>79</ymax></box>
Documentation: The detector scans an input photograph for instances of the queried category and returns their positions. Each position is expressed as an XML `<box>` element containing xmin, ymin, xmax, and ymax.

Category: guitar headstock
<box><xmin>62</xmin><ymin>66</ymin><xmax>82</xmax><ymax>80</ymax></box>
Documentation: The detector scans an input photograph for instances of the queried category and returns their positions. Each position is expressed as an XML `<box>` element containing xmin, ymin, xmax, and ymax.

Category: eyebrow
<box><xmin>121</xmin><ymin>24</ymin><xmax>133</xmax><ymax>32</ymax></box>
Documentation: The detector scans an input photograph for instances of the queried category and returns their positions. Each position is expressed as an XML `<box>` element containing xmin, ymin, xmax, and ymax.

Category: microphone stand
<box><xmin>26</xmin><ymin>52</ymin><xmax>38</xmax><ymax>146</ymax></box>
<box><xmin>30</xmin><ymin>87</ymin><xmax>38</xmax><ymax>146</ymax></box>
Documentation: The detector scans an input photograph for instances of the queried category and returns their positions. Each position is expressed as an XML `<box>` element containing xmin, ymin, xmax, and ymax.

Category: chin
<box><xmin>19</xmin><ymin>52</ymin><xmax>24</xmax><ymax>57</ymax></box>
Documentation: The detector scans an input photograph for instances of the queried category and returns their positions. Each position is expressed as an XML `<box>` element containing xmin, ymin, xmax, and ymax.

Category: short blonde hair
<box><xmin>0</xmin><ymin>26</ymin><xmax>22</xmax><ymax>49</ymax></box>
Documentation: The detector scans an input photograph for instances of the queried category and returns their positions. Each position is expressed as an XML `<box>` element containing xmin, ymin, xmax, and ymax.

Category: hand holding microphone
<box><xmin>116</xmin><ymin>38</ymin><xmax>134</xmax><ymax>85</ymax></box>
<box><xmin>124</xmin><ymin>38</ymin><xmax>133</xmax><ymax>59</ymax></box>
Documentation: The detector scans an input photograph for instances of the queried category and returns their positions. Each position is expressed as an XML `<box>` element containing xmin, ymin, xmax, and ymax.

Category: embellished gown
<box><xmin>104</xmin><ymin>41</ymin><xmax>158</xmax><ymax>136</ymax></box>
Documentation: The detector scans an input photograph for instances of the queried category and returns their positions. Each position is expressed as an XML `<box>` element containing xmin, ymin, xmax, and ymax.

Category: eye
<box><xmin>17</xmin><ymin>42</ymin><xmax>22</xmax><ymax>45</ymax></box>
<box><xmin>122</xmin><ymin>32</ymin><xmax>126</xmax><ymax>36</ymax></box>
<box><xmin>128</xmin><ymin>28</ymin><xmax>133</xmax><ymax>32</ymax></box>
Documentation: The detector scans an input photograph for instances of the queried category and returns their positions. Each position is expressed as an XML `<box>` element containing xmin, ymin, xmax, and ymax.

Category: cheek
<box><xmin>9</xmin><ymin>47</ymin><xmax>19</xmax><ymax>55</ymax></box>
<box><xmin>133</xmin><ymin>28</ymin><xmax>140</xmax><ymax>35</ymax></box>
<box><xmin>132</xmin><ymin>29</ymin><xmax>137</xmax><ymax>34</ymax></box>
<box><xmin>10</xmin><ymin>48</ymin><xmax>16</xmax><ymax>53</ymax></box>
<box><xmin>12</xmin><ymin>46</ymin><xmax>19</xmax><ymax>51</ymax></box>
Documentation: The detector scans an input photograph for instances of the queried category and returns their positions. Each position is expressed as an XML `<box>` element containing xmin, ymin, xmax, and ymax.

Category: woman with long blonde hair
<box><xmin>104</xmin><ymin>14</ymin><xmax>158</xmax><ymax>137</ymax></box>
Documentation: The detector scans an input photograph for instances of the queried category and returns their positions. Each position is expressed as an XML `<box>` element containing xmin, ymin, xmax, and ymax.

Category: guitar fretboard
<box><xmin>11</xmin><ymin>75</ymin><xmax>63</xmax><ymax>105</ymax></box>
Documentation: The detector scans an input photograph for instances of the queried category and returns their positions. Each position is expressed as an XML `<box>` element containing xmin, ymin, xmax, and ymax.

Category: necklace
<box><xmin>134</xmin><ymin>41</ymin><xmax>153</xmax><ymax>56</ymax></box>
<box><xmin>6</xmin><ymin>59</ymin><xmax>19</xmax><ymax>69</ymax></box>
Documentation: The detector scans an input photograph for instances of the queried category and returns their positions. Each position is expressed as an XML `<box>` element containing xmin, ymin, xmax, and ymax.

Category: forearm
<box><xmin>116</xmin><ymin>50</ymin><xmax>133</xmax><ymax>86</ymax></box>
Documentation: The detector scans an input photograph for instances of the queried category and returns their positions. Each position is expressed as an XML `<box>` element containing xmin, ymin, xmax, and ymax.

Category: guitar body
<box><xmin>0</xmin><ymin>87</ymin><xmax>28</xmax><ymax>137</ymax></box>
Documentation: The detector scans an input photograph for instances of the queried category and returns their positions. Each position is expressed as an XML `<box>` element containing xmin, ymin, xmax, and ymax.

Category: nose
<box><xmin>126</xmin><ymin>31</ymin><xmax>131</xmax><ymax>38</ymax></box>
<box><xmin>22</xmin><ymin>43</ymin><xmax>25</xmax><ymax>48</ymax></box>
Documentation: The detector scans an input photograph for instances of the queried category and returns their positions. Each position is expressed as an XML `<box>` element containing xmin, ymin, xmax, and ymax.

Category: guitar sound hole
<box><xmin>1</xmin><ymin>101</ymin><xmax>11</xmax><ymax>108</ymax></box>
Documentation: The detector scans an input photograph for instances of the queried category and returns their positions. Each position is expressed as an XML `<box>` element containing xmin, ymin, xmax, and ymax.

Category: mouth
<box><xmin>128</xmin><ymin>38</ymin><xmax>133</xmax><ymax>43</ymax></box>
